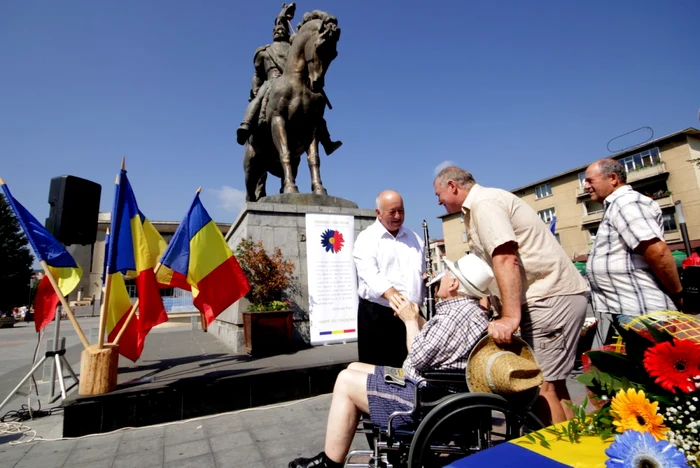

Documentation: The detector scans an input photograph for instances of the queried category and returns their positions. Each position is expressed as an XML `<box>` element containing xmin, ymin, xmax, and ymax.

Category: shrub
<box><xmin>234</xmin><ymin>237</ymin><xmax>295</xmax><ymax>312</ymax></box>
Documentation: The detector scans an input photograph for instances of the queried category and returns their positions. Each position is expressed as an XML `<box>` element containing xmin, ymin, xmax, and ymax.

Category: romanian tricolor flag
<box><xmin>104</xmin><ymin>169</ymin><xmax>168</xmax><ymax>361</ymax></box>
<box><xmin>445</xmin><ymin>423</ymin><xmax>610</xmax><ymax>467</ymax></box>
<box><xmin>0</xmin><ymin>179</ymin><xmax>82</xmax><ymax>332</ymax></box>
<box><xmin>159</xmin><ymin>192</ymin><xmax>250</xmax><ymax>325</ymax></box>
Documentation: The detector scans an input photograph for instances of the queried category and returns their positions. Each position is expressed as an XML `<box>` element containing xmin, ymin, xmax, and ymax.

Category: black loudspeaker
<box><xmin>45</xmin><ymin>175</ymin><xmax>102</xmax><ymax>246</ymax></box>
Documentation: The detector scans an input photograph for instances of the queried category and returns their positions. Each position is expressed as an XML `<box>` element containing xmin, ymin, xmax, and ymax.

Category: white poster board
<box><xmin>305</xmin><ymin>213</ymin><xmax>358</xmax><ymax>345</ymax></box>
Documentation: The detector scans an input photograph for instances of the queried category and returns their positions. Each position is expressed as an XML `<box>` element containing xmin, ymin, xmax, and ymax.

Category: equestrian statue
<box><xmin>236</xmin><ymin>4</ymin><xmax>342</xmax><ymax>202</ymax></box>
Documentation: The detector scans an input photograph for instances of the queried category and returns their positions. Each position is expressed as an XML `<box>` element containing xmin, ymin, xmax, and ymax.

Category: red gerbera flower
<box><xmin>643</xmin><ymin>338</ymin><xmax>700</xmax><ymax>394</ymax></box>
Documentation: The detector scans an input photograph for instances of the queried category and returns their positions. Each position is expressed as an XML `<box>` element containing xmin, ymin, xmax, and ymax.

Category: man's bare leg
<box><xmin>347</xmin><ymin>362</ymin><xmax>375</xmax><ymax>374</ymax></box>
<box><xmin>324</xmin><ymin>369</ymin><xmax>371</xmax><ymax>463</ymax></box>
<box><xmin>536</xmin><ymin>381</ymin><xmax>571</xmax><ymax>424</ymax></box>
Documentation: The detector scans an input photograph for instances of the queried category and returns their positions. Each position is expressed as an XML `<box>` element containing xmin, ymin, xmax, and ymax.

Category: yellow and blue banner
<box><xmin>0</xmin><ymin>179</ymin><xmax>82</xmax><ymax>332</ymax></box>
<box><xmin>446</xmin><ymin>426</ymin><xmax>610</xmax><ymax>468</ymax></box>
<box><xmin>159</xmin><ymin>192</ymin><xmax>249</xmax><ymax>325</ymax></box>
<box><xmin>105</xmin><ymin>169</ymin><xmax>168</xmax><ymax>361</ymax></box>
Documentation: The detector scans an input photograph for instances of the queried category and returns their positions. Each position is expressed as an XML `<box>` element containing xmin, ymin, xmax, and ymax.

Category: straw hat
<box><xmin>443</xmin><ymin>254</ymin><xmax>494</xmax><ymax>298</ymax></box>
<box><xmin>466</xmin><ymin>335</ymin><xmax>543</xmax><ymax>404</ymax></box>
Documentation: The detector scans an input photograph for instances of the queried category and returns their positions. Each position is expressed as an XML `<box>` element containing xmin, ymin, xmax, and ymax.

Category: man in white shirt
<box><xmin>353</xmin><ymin>190</ymin><xmax>425</xmax><ymax>367</ymax></box>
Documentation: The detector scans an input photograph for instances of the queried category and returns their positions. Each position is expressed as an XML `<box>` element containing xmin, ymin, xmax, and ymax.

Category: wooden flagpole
<box><xmin>97</xmin><ymin>158</ymin><xmax>125</xmax><ymax>349</ymax></box>
<box><xmin>39</xmin><ymin>261</ymin><xmax>90</xmax><ymax>350</ymax></box>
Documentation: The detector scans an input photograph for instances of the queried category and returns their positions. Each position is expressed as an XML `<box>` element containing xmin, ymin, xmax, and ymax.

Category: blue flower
<box><xmin>606</xmin><ymin>430</ymin><xmax>689</xmax><ymax>468</ymax></box>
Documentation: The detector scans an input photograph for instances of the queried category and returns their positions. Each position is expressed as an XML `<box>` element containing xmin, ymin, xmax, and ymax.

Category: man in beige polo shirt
<box><xmin>433</xmin><ymin>166</ymin><xmax>589</xmax><ymax>424</ymax></box>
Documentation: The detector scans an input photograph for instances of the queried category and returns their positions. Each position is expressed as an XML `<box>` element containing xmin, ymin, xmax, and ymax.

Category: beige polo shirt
<box><xmin>462</xmin><ymin>184</ymin><xmax>588</xmax><ymax>304</ymax></box>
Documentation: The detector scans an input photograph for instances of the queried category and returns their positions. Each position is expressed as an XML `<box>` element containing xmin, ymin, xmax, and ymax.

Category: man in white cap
<box><xmin>289</xmin><ymin>254</ymin><xmax>493</xmax><ymax>468</ymax></box>
<box><xmin>433</xmin><ymin>166</ymin><xmax>589</xmax><ymax>425</ymax></box>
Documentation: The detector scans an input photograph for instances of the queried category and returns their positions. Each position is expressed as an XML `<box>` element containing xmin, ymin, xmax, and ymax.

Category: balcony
<box><xmin>664</xmin><ymin>231</ymin><xmax>681</xmax><ymax>243</ymax></box>
<box><xmin>582</xmin><ymin>210</ymin><xmax>604</xmax><ymax>225</ymax></box>
<box><xmin>576</xmin><ymin>186</ymin><xmax>589</xmax><ymax>198</ymax></box>
<box><xmin>651</xmin><ymin>194</ymin><xmax>674</xmax><ymax>209</ymax></box>
<box><xmin>627</xmin><ymin>162</ymin><xmax>668</xmax><ymax>184</ymax></box>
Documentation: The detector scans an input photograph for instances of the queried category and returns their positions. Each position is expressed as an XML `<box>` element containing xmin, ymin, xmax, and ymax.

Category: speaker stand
<box><xmin>0</xmin><ymin>314</ymin><xmax>79</xmax><ymax>414</ymax></box>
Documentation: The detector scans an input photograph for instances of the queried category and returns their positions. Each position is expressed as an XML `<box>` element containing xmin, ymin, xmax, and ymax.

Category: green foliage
<box><xmin>246</xmin><ymin>300</ymin><xmax>290</xmax><ymax>312</ymax></box>
<box><xmin>234</xmin><ymin>237</ymin><xmax>295</xmax><ymax>312</ymax></box>
<box><xmin>0</xmin><ymin>194</ymin><xmax>34</xmax><ymax>313</ymax></box>
<box><xmin>524</xmin><ymin>398</ymin><xmax>615</xmax><ymax>449</ymax></box>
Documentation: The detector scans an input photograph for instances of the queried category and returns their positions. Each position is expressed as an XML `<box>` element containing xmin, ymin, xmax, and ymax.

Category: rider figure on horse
<box><xmin>236</xmin><ymin>3</ymin><xmax>342</xmax><ymax>156</ymax></box>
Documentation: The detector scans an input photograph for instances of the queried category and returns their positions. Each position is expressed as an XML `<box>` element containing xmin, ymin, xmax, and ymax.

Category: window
<box><xmin>578</xmin><ymin>171</ymin><xmax>586</xmax><ymax>187</ymax></box>
<box><xmin>584</xmin><ymin>200</ymin><xmax>604</xmax><ymax>215</ymax></box>
<box><xmin>662</xmin><ymin>212</ymin><xmax>677</xmax><ymax>232</ymax></box>
<box><xmin>535</xmin><ymin>183</ymin><xmax>552</xmax><ymax>199</ymax></box>
<box><xmin>462</xmin><ymin>230</ymin><xmax>467</xmax><ymax>242</ymax></box>
<box><xmin>620</xmin><ymin>148</ymin><xmax>661</xmax><ymax>173</ymax></box>
<box><xmin>538</xmin><ymin>208</ymin><xmax>555</xmax><ymax>223</ymax></box>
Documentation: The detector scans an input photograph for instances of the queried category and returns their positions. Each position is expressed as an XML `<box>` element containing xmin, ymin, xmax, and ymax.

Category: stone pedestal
<box><xmin>209</xmin><ymin>194</ymin><xmax>376</xmax><ymax>352</ymax></box>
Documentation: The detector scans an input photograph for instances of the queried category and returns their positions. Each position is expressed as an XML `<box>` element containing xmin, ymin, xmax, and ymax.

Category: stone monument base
<box><xmin>209</xmin><ymin>194</ymin><xmax>375</xmax><ymax>353</ymax></box>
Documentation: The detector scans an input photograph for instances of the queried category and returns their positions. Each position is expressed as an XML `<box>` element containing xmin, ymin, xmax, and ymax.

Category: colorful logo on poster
<box><xmin>321</xmin><ymin>229</ymin><xmax>345</xmax><ymax>253</ymax></box>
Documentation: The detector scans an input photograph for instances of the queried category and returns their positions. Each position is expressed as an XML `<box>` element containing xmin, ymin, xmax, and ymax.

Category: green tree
<box><xmin>0</xmin><ymin>193</ymin><xmax>34</xmax><ymax>313</ymax></box>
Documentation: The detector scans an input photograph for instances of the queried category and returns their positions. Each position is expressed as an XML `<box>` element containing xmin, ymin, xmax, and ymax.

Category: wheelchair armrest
<box><xmin>421</xmin><ymin>369</ymin><xmax>466</xmax><ymax>383</ymax></box>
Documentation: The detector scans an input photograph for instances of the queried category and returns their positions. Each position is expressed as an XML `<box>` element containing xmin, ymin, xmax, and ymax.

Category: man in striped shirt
<box><xmin>584</xmin><ymin>158</ymin><xmax>683</xmax><ymax>329</ymax></box>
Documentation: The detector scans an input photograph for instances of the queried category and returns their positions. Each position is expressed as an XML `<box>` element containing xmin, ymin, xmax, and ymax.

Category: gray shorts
<box><xmin>519</xmin><ymin>293</ymin><xmax>588</xmax><ymax>381</ymax></box>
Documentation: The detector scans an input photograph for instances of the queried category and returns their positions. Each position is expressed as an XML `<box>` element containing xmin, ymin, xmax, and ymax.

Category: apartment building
<box><xmin>428</xmin><ymin>238</ymin><xmax>446</xmax><ymax>273</ymax></box>
<box><xmin>440</xmin><ymin>127</ymin><xmax>700</xmax><ymax>262</ymax></box>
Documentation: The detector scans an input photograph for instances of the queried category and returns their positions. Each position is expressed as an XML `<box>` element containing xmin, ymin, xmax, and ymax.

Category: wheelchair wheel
<box><xmin>407</xmin><ymin>393</ymin><xmax>544</xmax><ymax>468</ymax></box>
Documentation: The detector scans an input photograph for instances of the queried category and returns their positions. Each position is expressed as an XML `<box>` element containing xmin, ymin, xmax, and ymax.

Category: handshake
<box><xmin>388</xmin><ymin>294</ymin><xmax>420</xmax><ymax>323</ymax></box>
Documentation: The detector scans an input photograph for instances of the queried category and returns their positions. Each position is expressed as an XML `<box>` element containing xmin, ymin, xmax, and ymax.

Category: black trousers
<box><xmin>357</xmin><ymin>298</ymin><xmax>408</xmax><ymax>367</ymax></box>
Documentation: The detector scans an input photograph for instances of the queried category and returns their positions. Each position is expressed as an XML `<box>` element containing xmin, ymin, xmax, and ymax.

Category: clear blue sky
<box><xmin>1</xmin><ymin>0</ymin><xmax>698</xmax><ymax>242</ymax></box>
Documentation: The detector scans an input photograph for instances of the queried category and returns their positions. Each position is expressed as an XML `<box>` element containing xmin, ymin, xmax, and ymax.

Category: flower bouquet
<box><xmin>574</xmin><ymin>311</ymin><xmax>700</xmax><ymax>467</ymax></box>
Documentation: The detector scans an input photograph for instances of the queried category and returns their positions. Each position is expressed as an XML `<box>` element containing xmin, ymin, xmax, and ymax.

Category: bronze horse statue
<box><xmin>242</xmin><ymin>11</ymin><xmax>340</xmax><ymax>202</ymax></box>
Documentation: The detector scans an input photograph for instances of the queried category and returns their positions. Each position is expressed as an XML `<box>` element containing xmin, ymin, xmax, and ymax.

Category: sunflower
<box><xmin>643</xmin><ymin>339</ymin><xmax>700</xmax><ymax>394</ymax></box>
<box><xmin>611</xmin><ymin>388</ymin><xmax>668</xmax><ymax>441</ymax></box>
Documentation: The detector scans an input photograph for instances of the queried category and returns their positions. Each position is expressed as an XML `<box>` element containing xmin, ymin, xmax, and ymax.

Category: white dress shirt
<box><xmin>353</xmin><ymin>220</ymin><xmax>425</xmax><ymax>307</ymax></box>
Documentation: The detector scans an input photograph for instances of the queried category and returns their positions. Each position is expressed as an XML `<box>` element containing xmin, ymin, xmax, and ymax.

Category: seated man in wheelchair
<box><xmin>289</xmin><ymin>254</ymin><xmax>494</xmax><ymax>468</ymax></box>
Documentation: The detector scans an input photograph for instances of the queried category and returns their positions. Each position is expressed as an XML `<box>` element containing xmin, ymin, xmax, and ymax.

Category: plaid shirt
<box><xmin>402</xmin><ymin>296</ymin><xmax>489</xmax><ymax>381</ymax></box>
<box><xmin>586</xmin><ymin>185</ymin><xmax>676</xmax><ymax>316</ymax></box>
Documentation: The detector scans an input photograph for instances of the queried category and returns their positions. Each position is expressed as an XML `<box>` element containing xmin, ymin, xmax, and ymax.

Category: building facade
<box><xmin>440</xmin><ymin>128</ymin><xmax>700</xmax><ymax>262</ymax></box>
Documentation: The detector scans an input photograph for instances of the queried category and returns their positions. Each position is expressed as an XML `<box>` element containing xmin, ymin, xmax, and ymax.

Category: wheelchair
<box><xmin>344</xmin><ymin>369</ymin><xmax>545</xmax><ymax>468</ymax></box>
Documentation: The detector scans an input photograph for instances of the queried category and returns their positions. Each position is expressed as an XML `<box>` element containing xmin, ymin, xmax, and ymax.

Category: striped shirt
<box><xmin>586</xmin><ymin>185</ymin><xmax>676</xmax><ymax>316</ymax></box>
<box><xmin>402</xmin><ymin>296</ymin><xmax>488</xmax><ymax>381</ymax></box>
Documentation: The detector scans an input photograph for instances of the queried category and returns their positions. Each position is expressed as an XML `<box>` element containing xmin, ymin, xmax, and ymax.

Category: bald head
<box><xmin>375</xmin><ymin>190</ymin><xmax>405</xmax><ymax>236</ymax></box>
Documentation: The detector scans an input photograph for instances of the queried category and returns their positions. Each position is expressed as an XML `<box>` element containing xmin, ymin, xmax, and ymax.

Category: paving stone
<box><xmin>164</xmin><ymin>439</ymin><xmax>210</xmax><ymax>463</ymax></box>
<box><xmin>0</xmin><ymin>443</ymin><xmax>33</xmax><ymax>462</ymax></box>
<box><xmin>71</xmin><ymin>457</ymin><xmax>114</xmax><ymax>468</ymax></box>
<box><xmin>74</xmin><ymin>432</ymin><xmax>123</xmax><ymax>449</ymax></box>
<box><xmin>212</xmin><ymin>445</ymin><xmax>265</xmax><ymax>467</ymax></box>
<box><xmin>117</xmin><ymin>435</ymin><xmax>164</xmax><ymax>455</ymax></box>
<box><xmin>64</xmin><ymin>443</ymin><xmax>118</xmax><ymax>465</ymax></box>
<box><xmin>22</xmin><ymin>440</ymin><xmax>75</xmax><ymax>457</ymax></box>
<box><xmin>203</xmin><ymin>415</ymin><xmax>245</xmax><ymax>437</ymax></box>
<box><xmin>164</xmin><ymin>453</ymin><xmax>215</xmax><ymax>468</ymax></box>
<box><xmin>209</xmin><ymin>430</ymin><xmax>256</xmax><ymax>452</ymax></box>
<box><xmin>113</xmin><ymin>448</ymin><xmax>164</xmax><ymax>468</ymax></box>
<box><xmin>121</xmin><ymin>425</ymin><xmax>165</xmax><ymax>442</ymax></box>
<box><xmin>13</xmin><ymin>451</ymin><xmax>70</xmax><ymax>468</ymax></box>
<box><xmin>164</xmin><ymin>422</ymin><xmax>207</xmax><ymax>447</ymax></box>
